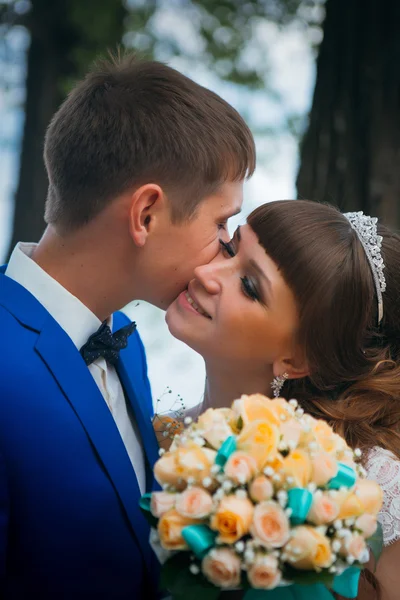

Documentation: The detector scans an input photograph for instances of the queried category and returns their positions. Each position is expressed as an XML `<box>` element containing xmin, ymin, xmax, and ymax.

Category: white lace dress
<box><xmin>365</xmin><ymin>446</ymin><xmax>400</xmax><ymax>546</ymax></box>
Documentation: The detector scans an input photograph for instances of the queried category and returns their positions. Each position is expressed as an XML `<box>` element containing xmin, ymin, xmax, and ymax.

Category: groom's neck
<box><xmin>31</xmin><ymin>223</ymin><xmax>137</xmax><ymax>322</ymax></box>
<box><xmin>204</xmin><ymin>362</ymin><xmax>274</xmax><ymax>410</ymax></box>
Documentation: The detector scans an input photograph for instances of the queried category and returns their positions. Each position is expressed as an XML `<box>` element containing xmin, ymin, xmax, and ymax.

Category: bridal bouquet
<box><xmin>141</xmin><ymin>395</ymin><xmax>383</xmax><ymax>600</ymax></box>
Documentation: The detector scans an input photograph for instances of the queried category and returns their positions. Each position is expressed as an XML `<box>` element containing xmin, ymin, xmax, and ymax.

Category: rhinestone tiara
<box><xmin>344</xmin><ymin>211</ymin><xmax>386</xmax><ymax>324</ymax></box>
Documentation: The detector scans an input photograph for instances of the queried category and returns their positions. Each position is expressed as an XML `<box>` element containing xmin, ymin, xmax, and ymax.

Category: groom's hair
<box><xmin>44</xmin><ymin>54</ymin><xmax>255</xmax><ymax>232</ymax></box>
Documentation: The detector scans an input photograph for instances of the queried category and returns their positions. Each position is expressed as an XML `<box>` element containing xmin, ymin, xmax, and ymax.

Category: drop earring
<box><xmin>271</xmin><ymin>372</ymin><xmax>289</xmax><ymax>398</ymax></box>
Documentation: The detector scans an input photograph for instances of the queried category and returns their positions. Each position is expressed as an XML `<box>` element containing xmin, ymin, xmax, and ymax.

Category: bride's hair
<box><xmin>248</xmin><ymin>200</ymin><xmax>400</xmax><ymax>460</ymax></box>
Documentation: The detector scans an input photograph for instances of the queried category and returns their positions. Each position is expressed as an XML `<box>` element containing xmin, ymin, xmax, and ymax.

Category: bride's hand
<box><xmin>152</xmin><ymin>414</ymin><xmax>184</xmax><ymax>451</ymax></box>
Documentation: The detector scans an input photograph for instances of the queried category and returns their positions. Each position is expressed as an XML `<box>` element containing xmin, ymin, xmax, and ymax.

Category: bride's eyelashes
<box><xmin>240</xmin><ymin>276</ymin><xmax>260</xmax><ymax>301</ymax></box>
<box><xmin>219</xmin><ymin>239</ymin><xmax>262</xmax><ymax>302</ymax></box>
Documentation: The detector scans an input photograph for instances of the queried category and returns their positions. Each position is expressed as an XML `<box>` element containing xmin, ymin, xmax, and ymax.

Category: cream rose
<box><xmin>210</xmin><ymin>495</ymin><xmax>254</xmax><ymax>544</ymax></box>
<box><xmin>355</xmin><ymin>513</ymin><xmax>378</xmax><ymax>538</ymax></box>
<box><xmin>197</xmin><ymin>408</ymin><xmax>233</xmax><ymax>449</ymax></box>
<box><xmin>249</xmin><ymin>476</ymin><xmax>274</xmax><ymax>503</ymax></box>
<box><xmin>158</xmin><ymin>509</ymin><xmax>200</xmax><ymax>550</ymax></box>
<box><xmin>175</xmin><ymin>487</ymin><xmax>213</xmax><ymax>519</ymax></box>
<box><xmin>337</xmin><ymin>491</ymin><xmax>365</xmax><ymax>519</ymax></box>
<box><xmin>284</xmin><ymin>526</ymin><xmax>333</xmax><ymax>570</ymax></box>
<box><xmin>307</xmin><ymin>493</ymin><xmax>340</xmax><ymax>525</ymax></box>
<box><xmin>202</xmin><ymin>548</ymin><xmax>241</xmax><ymax>589</ymax></box>
<box><xmin>282</xmin><ymin>449</ymin><xmax>312</xmax><ymax>488</ymax></box>
<box><xmin>281</xmin><ymin>419</ymin><xmax>302</xmax><ymax>449</ymax></box>
<box><xmin>311</xmin><ymin>452</ymin><xmax>338</xmax><ymax>486</ymax></box>
<box><xmin>247</xmin><ymin>554</ymin><xmax>282</xmax><ymax>590</ymax></box>
<box><xmin>355</xmin><ymin>480</ymin><xmax>383</xmax><ymax>515</ymax></box>
<box><xmin>154</xmin><ymin>453</ymin><xmax>185</xmax><ymax>489</ymax></box>
<box><xmin>237</xmin><ymin>421</ymin><xmax>279</xmax><ymax>469</ymax></box>
<box><xmin>251</xmin><ymin>501</ymin><xmax>290</xmax><ymax>549</ymax></box>
<box><xmin>224</xmin><ymin>452</ymin><xmax>258</xmax><ymax>485</ymax></box>
<box><xmin>150</xmin><ymin>491</ymin><xmax>177</xmax><ymax>518</ymax></box>
<box><xmin>154</xmin><ymin>446</ymin><xmax>216</xmax><ymax>489</ymax></box>
<box><xmin>232</xmin><ymin>394</ymin><xmax>281</xmax><ymax>428</ymax></box>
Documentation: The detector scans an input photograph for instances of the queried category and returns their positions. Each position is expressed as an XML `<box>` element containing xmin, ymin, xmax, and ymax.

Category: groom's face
<box><xmin>143</xmin><ymin>181</ymin><xmax>244</xmax><ymax>308</ymax></box>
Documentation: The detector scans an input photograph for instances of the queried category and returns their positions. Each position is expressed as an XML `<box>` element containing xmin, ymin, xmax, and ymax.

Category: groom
<box><xmin>0</xmin><ymin>56</ymin><xmax>255</xmax><ymax>598</ymax></box>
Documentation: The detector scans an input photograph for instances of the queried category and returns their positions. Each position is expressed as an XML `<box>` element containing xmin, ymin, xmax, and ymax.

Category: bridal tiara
<box><xmin>344</xmin><ymin>211</ymin><xmax>386</xmax><ymax>324</ymax></box>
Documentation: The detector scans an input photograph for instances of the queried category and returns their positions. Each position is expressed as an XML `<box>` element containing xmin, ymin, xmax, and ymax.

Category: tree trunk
<box><xmin>7</xmin><ymin>0</ymin><xmax>127</xmax><ymax>257</ymax></box>
<box><xmin>7</xmin><ymin>0</ymin><xmax>77</xmax><ymax>255</ymax></box>
<box><xmin>296</xmin><ymin>0</ymin><xmax>400</xmax><ymax>229</ymax></box>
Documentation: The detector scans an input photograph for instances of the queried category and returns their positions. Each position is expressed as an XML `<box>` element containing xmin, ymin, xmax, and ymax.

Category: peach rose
<box><xmin>307</xmin><ymin>493</ymin><xmax>340</xmax><ymax>525</ymax></box>
<box><xmin>150</xmin><ymin>491</ymin><xmax>177</xmax><ymax>518</ymax></box>
<box><xmin>224</xmin><ymin>452</ymin><xmax>258</xmax><ymax>485</ymax></box>
<box><xmin>355</xmin><ymin>513</ymin><xmax>378</xmax><ymax>539</ymax></box>
<box><xmin>340</xmin><ymin>533</ymin><xmax>368</xmax><ymax>561</ymax></box>
<box><xmin>175</xmin><ymin>487</ymin><xmax>213</xmax><ymax>519</ymax></box>
<box><xmin>202</xmin><ymin>548</ymin><xmax>241</xmax><ymax>589</ymax></box>
<box><xmin>210</xmin><ymin>495</ymin><xmax>254</xmax><ymax>544</ymax></box>
<box><xmin>355</xmin><ymin>480</ymin><xmax>383</xmax><ymax>515</ymax></box>
<box><xmin>282</xmin><ymin>449</ymin><xmax>312</xmax><ymax>488</ymax></box>
<box><xmin>154</xmin><ymin>446</ymin><xmax>216</xmax><ymax>489</ymax></box>
<box><xmin>251</xmin><ymin>501</ymin><xmax>290</xmax><ymax>549</ymax></box>
<box><xmin>247</xmin><ymin>554</ymin><xmax>282</xmax><ymax>590</ymax></box>
<box><xmin>284</xmin><ymin>526</ymin><xmax>333</xmax><ymax>570</ymax></box>
<box><xmin>311</xmin><ymin>452</ymin><xmax>338</xmax><ymax>486</ymax></box>
<box><xmin>197</xmin><ymin>408</ymin><xmax>233</xmax><ymax>449</ymax></box>
<box><xmin>250</xmin><ymin>476</ymin><xmax>274</xmax><ymax>503</ymax></box>
<box><xmin>158</xmin><ymin>509</ymin><xmax>200</xmax><ymax>550</ymax></box>
<box><xmin>237</xmin><ymin>421</ymin><xmax>279</xmax><ymax>469</ymax></box>
<box><xmin>232</xmin><ymin>394</ymin><xmax>281</xmax><ymax>429</ymax></box>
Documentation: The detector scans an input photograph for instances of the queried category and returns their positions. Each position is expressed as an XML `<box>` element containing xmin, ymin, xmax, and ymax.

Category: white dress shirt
<box><xmin>6</xmin><ymin>242</ymin><xmax>146</xmax><ymax>494</ymax></box>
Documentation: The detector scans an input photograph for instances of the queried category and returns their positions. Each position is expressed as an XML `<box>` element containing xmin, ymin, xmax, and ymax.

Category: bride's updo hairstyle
<box><xmin>248</xmin><ymin>200</ymin><xmax>400</xmax><ymax>460</ymax></box>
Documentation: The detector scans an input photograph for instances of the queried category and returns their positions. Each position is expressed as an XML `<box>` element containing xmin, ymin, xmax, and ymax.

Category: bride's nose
<box><xmin>193</xmin><ymin>260</ymin><xmax>225</xmax><ymax>295</ymax></box>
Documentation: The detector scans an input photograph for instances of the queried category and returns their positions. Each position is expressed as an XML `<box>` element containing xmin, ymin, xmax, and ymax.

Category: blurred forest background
<box><xmin>1</xmin><ymin>0</ymin><xmax>399</xmax><ymax>408</ymax></box>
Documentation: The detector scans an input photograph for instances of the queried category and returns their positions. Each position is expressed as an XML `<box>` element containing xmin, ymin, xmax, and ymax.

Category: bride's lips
<box><xmin>177</xmin><ymin>287</ymin><xmax>211</xmax><ymax>319</ymax></box>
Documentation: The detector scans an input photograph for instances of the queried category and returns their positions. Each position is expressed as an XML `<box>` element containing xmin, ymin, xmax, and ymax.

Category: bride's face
<box><xmin>166</xmin><ymin>224</ymin><xmax>300</xmax><ymax>370</ymax></box>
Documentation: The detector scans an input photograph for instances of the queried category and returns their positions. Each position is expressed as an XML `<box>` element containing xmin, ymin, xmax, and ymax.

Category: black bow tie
<box><xmin>80</xmin><ymin>320</ymin><xmax>137</xmax><ymax>367</ymax></box>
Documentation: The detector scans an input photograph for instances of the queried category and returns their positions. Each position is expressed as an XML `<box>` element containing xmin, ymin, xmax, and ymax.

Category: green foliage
<box><xmin>124</xmin><ymin>0</ymin><xmax>324</xmax><ymax>88</ymax></box>
<box><xmin>161</xmin><ymin>553</ymin><xmax>221</xmax><ymax>600</ymax></box>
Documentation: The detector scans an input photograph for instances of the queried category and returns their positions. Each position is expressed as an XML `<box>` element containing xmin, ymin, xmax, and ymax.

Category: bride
<box><xmin>165</xmin><ymin>200</ymin><xmax>400</xmax><ymax>599</ymax></box>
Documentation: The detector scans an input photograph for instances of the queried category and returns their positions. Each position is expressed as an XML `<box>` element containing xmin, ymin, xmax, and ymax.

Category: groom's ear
<box><xmin>128</xmin><ymin>184</ymin><xmax>166</xmax><ymax>247</ymax></box>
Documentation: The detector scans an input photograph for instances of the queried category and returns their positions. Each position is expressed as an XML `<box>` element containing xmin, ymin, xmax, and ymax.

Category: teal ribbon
<box><xmin>244</xmin><ymin>573</ymin><xmax>360</xmax><ymax>600</ymax></box>
<box><xmin>245</xmin><ymin>584</ymin><xmax>333</xmax><ymax>600</ymax></box>
<box><xmin>139</xmin><ymin>492</ymin><xmax>159</xmax><ymax>528</ymax></box>
<box><xmin>287</xmin><ymin>488</ymin><xmax>313</xmax><ymax>525</ymax></box>
<box><xmin>328</xmin><ymin>462</ymin><xmax>357</xmax><ymax>489</ymax></box>
<box><xmin>332</xmin><ymin>566</ymin><xmax>361</xmax><ymax>598</ymax></box>
<box><xmin>215</xmin><ymin>435</ymin><xmax>237</xmax><ymax>467</ymax></box>
<box><xmin>181</xmin><ymin>524</ymin><xmax>217</xmax><ymax>559</ymax></box>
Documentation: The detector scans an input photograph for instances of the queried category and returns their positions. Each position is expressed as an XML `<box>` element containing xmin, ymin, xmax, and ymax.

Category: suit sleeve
<box><xmin>0</xmin><ymin>448</ymin><xmax>9</xmax><ymax>582</ymax></box>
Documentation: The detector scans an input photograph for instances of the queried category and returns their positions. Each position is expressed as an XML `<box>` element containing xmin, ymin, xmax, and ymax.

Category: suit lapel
<box><xmin>115</xmin><ymin>332</ymin><xmax>159</xmax><ymax>478</ymax></box>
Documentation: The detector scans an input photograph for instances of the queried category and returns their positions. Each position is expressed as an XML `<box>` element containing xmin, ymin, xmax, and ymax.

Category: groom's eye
<box><xmin>217</xmin><ymin>222</ymin><xmax>228</xmax><ymax>231</ymax></box>
<box><xmin>219</xmin><ymin>239</ymin><xmax>236</xmax><ymax>258</ymax></box>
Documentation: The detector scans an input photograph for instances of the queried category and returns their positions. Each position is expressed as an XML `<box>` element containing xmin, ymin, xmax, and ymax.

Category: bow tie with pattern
<box><xmin>80</xmin><ymin>320</ymin><xmax>137</xmax><ymax>367</ymax></box>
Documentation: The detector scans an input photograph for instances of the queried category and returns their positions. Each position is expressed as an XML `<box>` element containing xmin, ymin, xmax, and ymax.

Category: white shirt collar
<box><xmin>5</xmin><ymin>242</ymin><xmax>112</xmax><ymax>350</ymax></box>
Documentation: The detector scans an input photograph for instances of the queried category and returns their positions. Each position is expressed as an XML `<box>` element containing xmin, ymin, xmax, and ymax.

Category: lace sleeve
<box><xmin>365</xmin><ymin>447</ymin><xmax>400</xmax><ymax>546</ymax></box>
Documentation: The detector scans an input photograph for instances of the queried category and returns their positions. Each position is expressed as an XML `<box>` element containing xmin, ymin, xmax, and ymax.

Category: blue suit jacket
<box><xmin>0</xmin><ymin>268</ymin><xmax>160</xmax><ymax>598</ymax></box>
